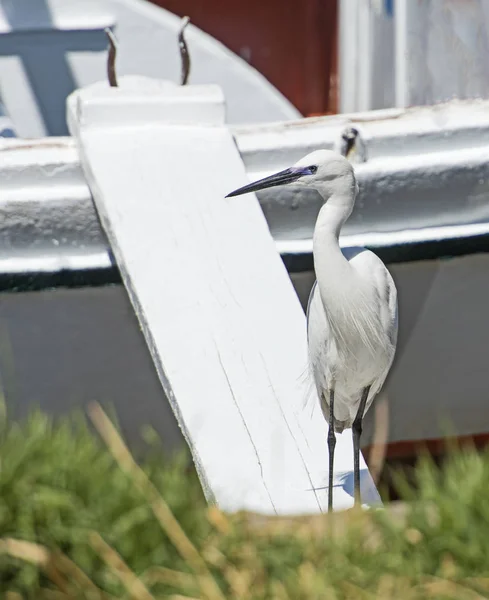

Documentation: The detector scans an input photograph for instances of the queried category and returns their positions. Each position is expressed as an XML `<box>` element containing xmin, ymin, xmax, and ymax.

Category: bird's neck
<box><xmin>312</xmin><ymin>200</ymin><xmax>355</xmax><ymax>305</ymax></box>
<box><xmin>314</xmin><ymin>197</ymin><xmax>353</xmax><ymax>247</ymax></box>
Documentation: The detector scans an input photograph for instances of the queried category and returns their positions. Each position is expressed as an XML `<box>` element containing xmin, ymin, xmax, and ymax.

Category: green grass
<box><xmin>1</xmin><ymin>404</ymin><xmax>489</xmax><ymax>599</ymax></box>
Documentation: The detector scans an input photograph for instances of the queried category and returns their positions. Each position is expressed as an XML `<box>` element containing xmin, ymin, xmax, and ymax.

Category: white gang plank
<box><xmin>67</xmin><ymin>78</ymin><xmax>379</xmax><ymax>514</ymax></box>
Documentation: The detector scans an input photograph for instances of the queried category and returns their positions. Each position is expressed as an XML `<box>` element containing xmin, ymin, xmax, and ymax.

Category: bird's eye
<box><xmin>308</xmin><ymin>165</ymin><xmax>318</xmax><ymax>174</ymax></box>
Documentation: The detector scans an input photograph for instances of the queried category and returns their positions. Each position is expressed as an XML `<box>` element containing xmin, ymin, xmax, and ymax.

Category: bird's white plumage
<box><xmin>294</xmin><ymin>149</ymin><xmax>398</xmax><ymax>433</ymax></box>
<box><xmin>225</xmin><ymin>146</ymin><xmax>398</xmax><ymax>509</ymax></box>
<box><xmin>307</xmin><ymin>247</ymin><xmax>398</xmax><ymax>431</ymax></box>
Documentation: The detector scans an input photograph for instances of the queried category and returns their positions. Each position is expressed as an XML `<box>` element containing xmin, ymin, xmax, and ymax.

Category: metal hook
<box><xmin>178</xmin><ymin>16</ymin><xmax>191</xmax><ymax>85</ymax></box>
<box><xmin>105</xmin><ymin>28</ymin><xmax>118</xmax><ymax>88</ymax></box>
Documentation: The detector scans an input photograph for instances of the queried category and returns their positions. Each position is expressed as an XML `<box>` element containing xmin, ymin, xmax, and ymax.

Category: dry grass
<box><xmin>2</xmin><ymin>404</ymin><xmax>489</xmax><ymax>599</ymax></box>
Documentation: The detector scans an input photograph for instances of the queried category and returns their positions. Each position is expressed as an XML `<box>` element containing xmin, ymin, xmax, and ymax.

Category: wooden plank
<box><xmin>67</xmin><ymin>77</ymin><xmax>380</xmax><ymax>514</ymax></box>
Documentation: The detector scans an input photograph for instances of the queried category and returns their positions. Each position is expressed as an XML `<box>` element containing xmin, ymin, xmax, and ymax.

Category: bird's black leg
<box><xmin>327</xmin><ymin>389</ymin><xmax>336</xmax><ymax>513</ymax></box>
<box><xmin>352</xmin><ymin>386</ymin><xmax>370</xmax><ymax>506</ymax></box>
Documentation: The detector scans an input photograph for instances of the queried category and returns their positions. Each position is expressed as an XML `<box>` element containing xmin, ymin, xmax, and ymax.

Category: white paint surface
<box><xmin>67</xmin><ymin>79</ymin><xmax>379</xmax><ymax>514</ymax></box>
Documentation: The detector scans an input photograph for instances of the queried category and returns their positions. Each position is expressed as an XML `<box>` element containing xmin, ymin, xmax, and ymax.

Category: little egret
<box><xmin>226</xmin><ymin>149</ymin><xmax>398</xmax><ymax>512</ymax></box>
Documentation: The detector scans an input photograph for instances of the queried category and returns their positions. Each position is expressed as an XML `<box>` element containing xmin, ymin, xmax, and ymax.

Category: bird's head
<box><xmin>225</xmin><ymin>149</ymin><xmax>357</xmax><ymax>203</ymax></box>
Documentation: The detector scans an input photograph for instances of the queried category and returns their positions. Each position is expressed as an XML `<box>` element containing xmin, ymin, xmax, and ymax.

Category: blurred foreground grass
<box><xmin>2</xmin><ymin>404</ymin><xmax>489</xmax><ymax>599</ymax></box>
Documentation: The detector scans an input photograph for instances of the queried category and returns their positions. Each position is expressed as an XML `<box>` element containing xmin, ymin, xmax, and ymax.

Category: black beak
<box><xmin>225</xmin><ymin>166</ymin><xmax>309</xmax><ymax>198</ymax></box>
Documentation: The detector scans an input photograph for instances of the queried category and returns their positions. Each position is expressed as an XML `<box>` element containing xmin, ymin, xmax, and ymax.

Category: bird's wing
<box><xmin>306</xmin><ymin>280</ymin><xmax>331</xmax><ymax>360</ymax></box>
<box><xmin>306</xmin><ymin>281</ymin><xmax>354</xmax><ymax>427</ymax></box>
<box><xmin>306</xmin><ymin>279</ymin><xmax>334</xmax><ymax>403</ymax></box>
<box><xmin>350</xmin><ymin>248</ymin><xmax>398</xmax><ymax>349</ymax></box>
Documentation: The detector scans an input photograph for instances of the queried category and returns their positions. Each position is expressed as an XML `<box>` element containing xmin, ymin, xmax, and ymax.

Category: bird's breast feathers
<box><xmin>308</xmin><ymin>248</ymin><xmax>398</xmax><ymax>396</ymax></box>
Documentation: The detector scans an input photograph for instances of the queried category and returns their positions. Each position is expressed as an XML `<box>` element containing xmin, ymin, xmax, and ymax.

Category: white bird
<box><xmin>226</xmin><ymin>149</ymin><xmax>398</xmax><ymax>512</ymax></box>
